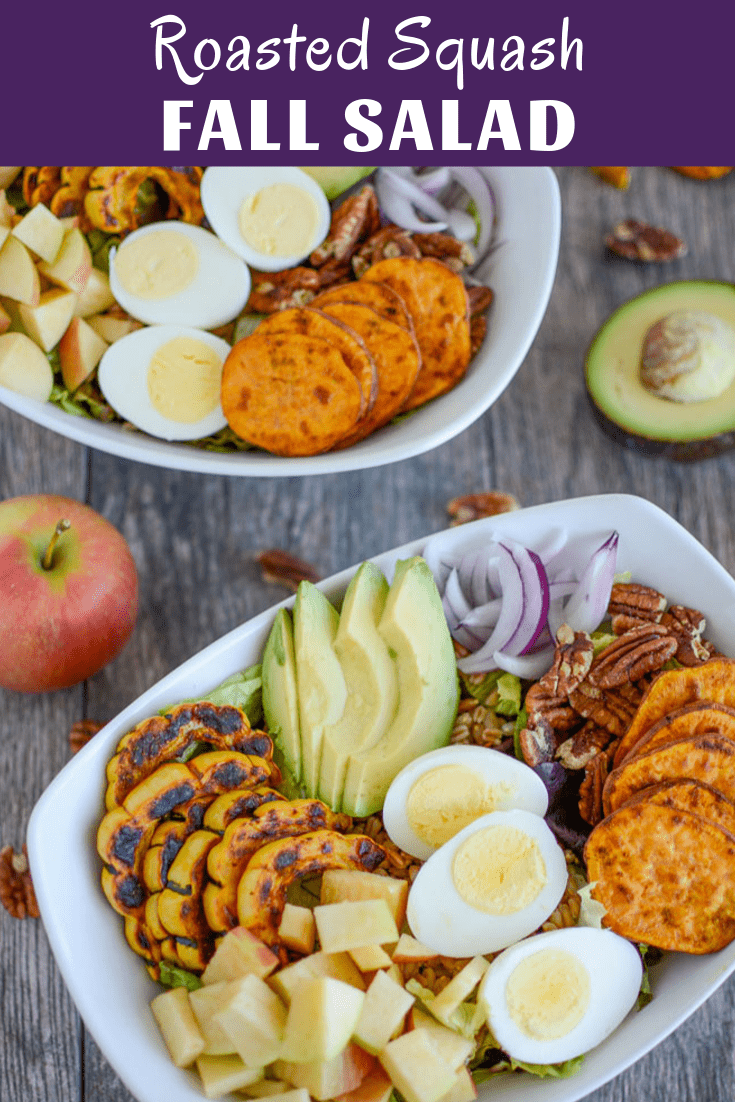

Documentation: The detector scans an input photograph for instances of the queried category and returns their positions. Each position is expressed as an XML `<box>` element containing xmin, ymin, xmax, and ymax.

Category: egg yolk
<box><xmin>452</xmin><ymin>825</ymin><xmax>546</xmax><ymax>914</ymax></box>
<box><xmin>407</xmin><ymin>765</ymin><xmax>512</xmax><ymax>848</ymax></box>
<box><xmin>238</xmin><ymin>183</ymin><xmax>319</xmax><ymax>258</ymax></box>
<box><xmin>147</xmin><ymin>337</ymin><xmax>222</xmax><ymax>424</ymax></box>
<box><xmin>505</xmin><ymin>949</ymin><xmax>591</xmax><ymax>1040</ymax></box>
<box><xmin>115</xmin><ymin>230</ymin><xmax>199</xmax><ymax>300</ymax></box>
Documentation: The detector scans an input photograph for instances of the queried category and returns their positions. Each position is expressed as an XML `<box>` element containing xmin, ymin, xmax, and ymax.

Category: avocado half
<box><xmin>300</xmin><ymin>167</ymin><xmax>375</xmax><ymax>201</ymax></box>
<box><xmin>585</xmin><ymin>280</ymin><xmax>735</xmax><ymax>460</ymax></box>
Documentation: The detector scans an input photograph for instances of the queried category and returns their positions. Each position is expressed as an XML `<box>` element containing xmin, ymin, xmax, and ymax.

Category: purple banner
<box><xmin>5</xmin><ymin>0</ymin><xmax>735</xmax><ymax>164</ymax></box>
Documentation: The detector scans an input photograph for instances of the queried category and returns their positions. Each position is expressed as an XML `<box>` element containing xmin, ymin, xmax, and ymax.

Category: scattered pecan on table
<box><xmin>0</xmin><ymin>845</ymin><xmax>39</xmax><ymax>920</ymax></box>
<box><xmin>256</xmin><ymin>549</ymin><xmax>322</xmax><ymax>591</ymax></box>
<box><xmin>446</xmin><ymin>491</ymin><xmax>520</xmax><ymax>526</ymax></box>
<box><xmin>605</xmin><ymin>219</ymin><xmax>687</xmax><ymax>263</ymax></box>
<box><xmin>70</xmin><ymin>719</ymin><xmax>104</xmax><ymax>755</ymax></box>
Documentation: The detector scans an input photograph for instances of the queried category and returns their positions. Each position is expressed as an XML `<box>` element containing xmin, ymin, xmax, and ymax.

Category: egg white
<box><xmin>477</xmin><ymin>927</ymin><xmax>643</xmax><ymax>1064</ymax></box>
<box><xmin>97</xmin><ymin>325</ymin><xmax>230</xmax><ymax>441</ymax></box>
<box><xmin>383</xmin><ymin>745</ymin><xmax>549</xmax><ymax>861</ymax></box>
<box><xmin>406</xmin><ymin>809</ymin><xmax>567</xmax><ymax>957</ymax></box>
<box><xmin>109</xmin><ymin>221</ymin><xmax>251</xmax><ymax>328</ymax></box>
<box><xmin>200</xmin><ymin>166</ymin><xmax>331</xmax><ymax>271</ymax></box>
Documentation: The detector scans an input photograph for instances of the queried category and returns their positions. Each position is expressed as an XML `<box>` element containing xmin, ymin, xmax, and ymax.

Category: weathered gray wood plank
<box><xmin>2</xmin><ymin>167</ymin><xmax>735</xmax><ymax>1102</ymax></box>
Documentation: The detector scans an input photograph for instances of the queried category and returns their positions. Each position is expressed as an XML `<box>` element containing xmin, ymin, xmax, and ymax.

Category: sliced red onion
<box><xmin>446</xmin><ymin>208</ymin><xmax>477</xmax><ymax>241</ymax></box>
<box><xmin>443</xmin><ymin>568</ymin><xmax>472</xmax><ymax>625</ymax></box>
<box><xmin>375</xmin><ymin>168</ymin><xmax>448</xmax><ymax>233</ymax></box>
<box><xmin>459</xmin><ymin>597</ymin><xmax>502</xmax><ymax>638</ymax></box>
<box><xmin>493</xmin><ymin>646</ymin><xmax>555</xmax><ymax>680</ymax></box>
<box><xmin>498</xmin><ymin>545</ymin><xmax>550</xmax><ymax>657</ymax></box>
<box><xmin>412</xmin><ymin>166</ymin><xmax>452</xmax><ymax>194</ymax></box>
<box><xmin>562</xmin><ymin>533</ymin><xmax>619</xmax><ymax>634</ymax></box>
<box><xmin>447</xmin><ymin>167</ymin><xmax>496</xmax><ymax>262</ymax></box>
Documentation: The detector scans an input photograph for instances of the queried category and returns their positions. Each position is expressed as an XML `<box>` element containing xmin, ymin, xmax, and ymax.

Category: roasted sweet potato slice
<box><xmin>585</xmin><ymin>800</ymin><xmax>735</xmax><ymax>952</ymax></box>
<box><xmin>312</xmin><ymin>279</ymin><xmax>413</xmax><ymax>332</ymax></box>
<box><xmin>221</xmin><ymin>332</ymin><xmax>364</xmax><ymax>456</ymax></box>
<box><xmin>315</xmin><ymin>302</ymin><xmax>421</xmax><ymax>447</ymax></box>
<box><xmin>620</xmin><ymin>702</ymin><xmax>735</xmax><ymax>764</ymax></box>
<box><xmin>204</xmin><ymin>798</ymin><xmax>350</xmax><ymax>933</ymax></box>
<box><xmin>255</xmin><ymin>307</ymin><xmax>376</xmax><ymax>415</ymax></box>
<box><xmin>361</xmin><ymin>257</ymin><xmax>470</xmax><ymax>410</ymax></box>
<box><xmin>237</xmin><ymin>829</ymin><xmax>385</xmax><ymax>945</ymax></box>
<box><xmin>617</xmin><ymin>779</ymin><xmax>735</xmax><ymax>837</ymax></box>
<box><xmin>613</xmin><ymin>658</ymin><xmax>735</xmax><ymax>765</ymax></box>
<box><xmin>603</xmin><ymin>732</ymin><xmax>735</xmax><ymax>814</ymax></box>
<box><xmin>106</xmin><ymin>701</ymin><xmax>272</xmax><ymax>810</ymax></box>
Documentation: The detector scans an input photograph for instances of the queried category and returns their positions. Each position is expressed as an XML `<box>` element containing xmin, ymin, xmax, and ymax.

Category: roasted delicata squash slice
<box><xmin>202</xmin><ymin>786</ymin><xmax>286</xmax><ymax>834</ymax></box>
<box><xmin>83</xmin><ymin>166</ymin><xmax>204</xmax><ymax>234</ymax></box>
<box><xmin>105</xmin><ymin>701</ymin><xmax>273</xmax><ymax>810</ymax></box>
<box><xmin>204</xmin><ymin>799</ymin><xmax>351</xmax><ymax>933</ymax></box>
<box><xmin>22</xmin><ymin>166</ymin><xmax>62</xmax><ymax>207</ymax></box>
<box><xmin>236</xmin><ymin>829</ymin><xmax>385</xmax><ymax>945</ymax></box>
<box><xmin>124</xmin><ymin>913</ymin><xmax>162</xmax><ymax>972</ymax></box>
<box><xmin>613</xmin><ymin>658</ymin><xmax>735</xmax><ymax>765</ymax></box>
<box><xmin>157</xmin><ymin>829</ymin><xmax>221</xmax><ymax>958</ymax></box>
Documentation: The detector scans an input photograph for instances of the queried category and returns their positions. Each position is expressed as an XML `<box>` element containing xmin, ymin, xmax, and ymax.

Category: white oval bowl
<box><xmin>27</xmin><ymin>494</ymin><xmax>735</xmax><ymax>1102</ymax></box>
<box><xmin>1</xmin><ymin>167</ymin><xmax>560</xmax><ymax>476</ymax></box>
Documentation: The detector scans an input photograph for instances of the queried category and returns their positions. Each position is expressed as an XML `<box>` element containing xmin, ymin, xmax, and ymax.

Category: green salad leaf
<box><xmin>158</xmin><ymin>961</ymin><xmax>202</xmax><ymax>992</ymax></box>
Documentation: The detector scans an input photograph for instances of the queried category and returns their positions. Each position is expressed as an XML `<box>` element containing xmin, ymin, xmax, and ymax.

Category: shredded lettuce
<box><xmin>576</xmin><ymin>881</ymin><xmax>606</xmax><ymax>929</ymax></box>
<box><xmin>495</xmin><ymin>673</ymin><xmax>522</xmax><ymax>716</ymax></box>
<box><xmin>169</xmin><ymin>665</ymin><xmax>264</xmax><ymax>726</ymax></box>
<box><xmin>513</xmin><ymin>706</ymin><xmax>527</xmax><ymax>760</ymax></box>
<box><xmin>510</xmin><ymin>1055</ymin><xmax>584</xmax><ymax>1079</ymax></box>
<box><xmin>158</xmin><ymin>961</ymin><xmax>202</xmax><ymax>992</ymax></box>
<box><xmin>460</xmin><ymin>668</ymin><xmax>502</xmax><ymax>705</ymax></box>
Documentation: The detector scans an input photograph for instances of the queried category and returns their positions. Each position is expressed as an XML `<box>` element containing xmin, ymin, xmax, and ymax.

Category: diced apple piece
<box><xmin>196</xmin><ymin>1054</ymin><xmax>264</xmax><ymax>1099</ymax></box>
<box><xmin>190</xmin><ymin>980</ymin><xmax>241</xmax><ymax>1055</ymax></box>
<box><xmin>407</xmin><ymin>1008</ymin><xmax>473</xmax><ymax>1071</ymax></box>
<box><xmin>38</xmin><ymin>227</ymin><xmax>91</xmax><ymax>293</ymax></box>
<box><xmin>0</xmin><ymin>236</ymin><xmax>41</xmax><ymax>305</ymax></box>
<box><xmin>243</xmin><ymin>1079</ymin><xmax>292</xmax><ymax>1097</ymax></box>
<box><xmin>392</xmin><ymin>935</ymin><xmax>439</xmax><ymax>964</ymax></box>
<box><xmin>314</xmin><ymin>900</ymin><xmax>399</xmax><ymax>954</ymax></box>
<box><xmin>12</xmin><ymin>204</ymin><xmax>64</xmax><ymax>263</ymax></box>
<box><xmin>0</xmin><ymin>168</ymin><xmax>21</xmax><ymax>189</ymax></box>
<box><xmin>214</xmin><ymin>972</ymin><xmax>287</xmax><ymax>1067</ymax></box>
<box><xmin>321</xmin><ymin>870</ymin><xmax>408</xmax><ymax>931</ymax></box>
<box><xmin>380</xmin><ymin>1030</ymin><xmax>457</xmax><ymax>1102</ymax></box>
<box><xmin>252</xmin><ymin>1092</ymin><xmax>310</xmax><ymax>1102</ymax></box>
<box><xmin>202</xmin><ymin>927</ymin><xmax>280</xmax><ymax>986</ymax></box>
<box><xmin>59</xmin><ymin>317</ymin><xmax>108</xmax><ymax>391</ymax></box>
<box><xmin>280</xmin><ymin>976</ymin><xmax>365</xmax><ymax>1063</ymax></box>
<box><xmin>0</xmin><ymin>332</ymin><xmax>54</xmax><ymax>401</ymax></box>
<box><xmin>19</xmin><ymin>289</ymin><xmax>77</xmax><ymax>353</ymax></box>
<box><xmin>269</xmin><ymin>950</ymin><xmax>366</xmax><ymax>1004</ymax></box>
<box><xmin>86</xmin><ymin>312</ymin><xmax>143</xmax><ymax>343</ymax></box>
<box><xmin>150</xmin><ymin>986</ymin><xmax>205</xmax><ymax>1068</ymax></box>
<box><xmin>0</xmin><ymin>225</ymin><xmax>9</xmax><ymax>250</ymax></box>
<box><xmin>353</xmin><ymin>969</ymin><xmax>415</xmax><ymax>1055</ymax></box>
<box><xmin>334</xmin><ymin>1067</ymin><xmax>394</xmax><ymax>1102</ymax></box>
<box><xmin>274</xmin><ymin>1042</ymin><xmax>375</xmax><ymax>1101</ymax></box>
<box><xmin>349</xmin><ymin>945</ymin><xmax>393</xmax><ymax>973</ymax></box>
<box><xmin>429</xmin><ymin>958</ymin><xmax>488</xmax><ymax>1026</ymax></box>
<box><xmin>385</xmin><ymin>963</ymin><xmax>404</xmax><ymax>987</ymax></box>
<box><xmin>438</xmin><ymin>1068</ymin><xmax>477</xmax><ymax>1102</ymax></box>
<box><xmin>74</xmin><ymin>266</ymin><xmax>115</xmax><ymax>318</ymax></box>
<box><xmin>0</xmin><ymin>300</ymin><xmax>10</xmax><ymax>336</ymax></box>
<box><xmin>279</xmin><ymin>904</ymin><xmax>316</xmax><ymax>956</ymax></box>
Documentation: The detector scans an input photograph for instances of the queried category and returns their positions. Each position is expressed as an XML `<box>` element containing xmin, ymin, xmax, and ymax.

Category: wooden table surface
<box><xmin>2</xmin><ymin>166</ymin><xmax>735</xmax><ymax>1102</ymax></box>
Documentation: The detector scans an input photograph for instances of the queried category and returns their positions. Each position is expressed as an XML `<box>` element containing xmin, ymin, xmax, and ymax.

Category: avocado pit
<box><xmin>640</xmin><ymin>310</ymin><xmax>735</xmax><ymax>402</ymax></box>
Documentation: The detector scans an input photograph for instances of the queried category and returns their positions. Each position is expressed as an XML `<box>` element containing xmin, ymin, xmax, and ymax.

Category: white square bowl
<box><xmin>1</xmin><ymin>166</ymin><xmax>560</xmax><ymax>476</ymax></box>
<box><xmin>28</xmin><ymin>493</ymin><xmax>735</xmax><ymax>1102</ymax></box>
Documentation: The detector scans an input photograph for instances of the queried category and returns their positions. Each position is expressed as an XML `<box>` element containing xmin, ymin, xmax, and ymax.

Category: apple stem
<box><xmin>42</xmin><ymin>519</ymin><xmax>71</xmax><ymax>570</ymax></box>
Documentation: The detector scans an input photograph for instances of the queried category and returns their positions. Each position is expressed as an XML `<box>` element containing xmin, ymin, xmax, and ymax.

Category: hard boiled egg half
<box><xmin>477</xmin><ymin>927</ymin><xmax>643</xmax><ymax>1064</ymax></box>
<box><xmin>97</xmin><ymin>325</ymin><xmax>230</xmax><ymax>441</ymax></box>
<box><xmin>406</xmin><ymin>808</ymin><xmax>567</xmax><ymax>957</ymax></box>
<box><xmin>382</xmin><ymin>745</ymin><xmax>549</xmax><ymax>861</ymax></box>
<box><xmin>109</xmin><ymin>221</ymin><xmax>251</xmax><ymax>329</ymax></box>
<box><xmin>200</xmin><ymin>166</ymin><xmax>331</xmax><ymax>271</ymax></box>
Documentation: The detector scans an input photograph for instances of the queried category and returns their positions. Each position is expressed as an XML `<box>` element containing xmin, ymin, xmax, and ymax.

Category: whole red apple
<box><xmin>0</xmin><ymin>494</ymin><xmax>138</xmax><ymax>693</ymax></box>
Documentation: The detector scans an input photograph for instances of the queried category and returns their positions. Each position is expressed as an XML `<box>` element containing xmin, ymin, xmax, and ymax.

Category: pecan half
<box><xmin>470</xmin><ymin>314</ymin><xmax>487</xmax><ymax>358</ymax></box>
<box><xmin>70</xmin><ymin>719</ymin><xmax>103</xmax><ymax>755</ymax></box>
<box><xmin>352</xmin><ymin>226</ymin><xmax>421</xmax><ymax>277</ymax></box>
<box><xmin>545</xmin><ymin>625</ymin><xmax>595</xmax><ymax>698</ymax></box>
<box><xmin>413</xmin><ymin>232</ymin><xmax>475</xmax><ymax>270</ymax></box>
<box><xmin>447</xmin><ymin>491</ymin><xmax>520</xmax><ymax>526</ymax></box>
<box><xmin>588</xmin><ymin>624</ymin><xmax>677</xmax><ymax>688</ymax></box>
<box><xmin>524</xmin><ymin>682</ymin><xmax>580</xmax><ymax>733</ymax></box>
<box><xmin>605</xmin><ymin>219</ymin><xmax>687</xmax><ymax>263</ymax></box>
<box><xmin>256</xmin><ymin>549</ymin><xmax>322</xmax><ymax>591</ymax></box>
<box><xmin>568</xmin><ymin>681</ymin><xmax>641</xmax><ymax>738</ymax></box>
<box><xmin>247</xmin><ymin>267</ymin><xmax>321</xmax><ymax>313</ymax></box>
<box><xmin>578</xmin><ymin>749</ymin><xmax>611</xmax><ymax>826</ymax></box>
<box><xmin>556</xmin><ymin>721</ymin><xmax>612</xmax><ymax>770</ymax></box>
<box><xmin>467</xmin><ymin>285</ymin><xmax>494</xmax><ymax>317</ymax></box>
<box><xmin>660</xmin><ymin>605</ymin><xmax>711</xmax><ymax>666</ymax></box>
<box><xmin>0</xmin><ymin>845</ymin><xmax>39</xmax><ymax>919</ymax></box>
<box><xmin>310</xmin><ymin>185</ymin><xmax>381</xmax><ymax>267</ymax></box>
<box><xmin>608</xmin><ymin>582</ymin><xmax>667</xmax><ymax>633</ymax></box>
<box><xmin>519</xmin><ymin>718</ymin><xmax>560</xmax><ymax>766</ymax></box>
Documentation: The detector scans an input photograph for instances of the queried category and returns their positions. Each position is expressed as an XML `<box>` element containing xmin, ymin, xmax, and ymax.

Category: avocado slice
<box><xmin>262</xmin><ymin>609</ymin><xmax>301</xmax><ymax>784</ymax></box>
<box><xmin>341</xmin><ymin>557</ymin><xmax>459</xmax><ymax>818</ymax></box>
<box><xmin>317</xmin><ymin>562</ymin><xmax>399</xmax><ymax>811</ymax></box>
<box><xmin>585</xmin><ymin>280</ymin><xmax>735</xmax><ymax>460</ymax></box>
<box><xmin>300</xmin><ymin>167</ymin><xmax>375</xmax><ymax>201</ymax></box>
<box><xmin>293</xmin><ymin>582</ymin><xmax>347</xmax><ymax>796</ymax></box>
